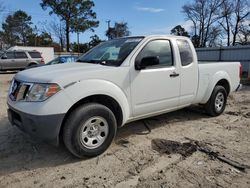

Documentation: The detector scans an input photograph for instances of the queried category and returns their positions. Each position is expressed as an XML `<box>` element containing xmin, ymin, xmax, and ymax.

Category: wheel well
<box><xmin>59</xmin><ymin>95</ymin><xmax>123</xmax><ymax>142</ymax></box>
<box><xmin>216</xmin><ymin>79</ymin><xmax>230</xmax><ymax>95</ymax></box>
<box><xmin>28</xmin><ymin>62</ymin><xmax>37</xmax><ymax>66</ymax></box>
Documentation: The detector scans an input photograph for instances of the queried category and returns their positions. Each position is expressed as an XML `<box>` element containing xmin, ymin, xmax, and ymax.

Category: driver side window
<box><xmin>136</xmin><ymin>40</ymin><xmax>173</xmax><ymax>68</ymax></box>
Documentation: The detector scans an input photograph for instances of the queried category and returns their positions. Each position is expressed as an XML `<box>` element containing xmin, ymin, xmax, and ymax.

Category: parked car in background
<box><xmin>0</xmin><ymin>50</ymin><xmax>44</xmax><ymax>71</ymax></box>
<box><xmin>9</xmin><ymin>46</ymin><xmax>54</xmax><ymax>63</ymax></box>
<box><xmin>25</xmin><ymin>55</ymin><xmax>78</xmax><ymax>69</ymax></box>
<box><xmin>47</xmin><ymin>55</ymin><xmax>78</xmax><ymax>65</ymax></box>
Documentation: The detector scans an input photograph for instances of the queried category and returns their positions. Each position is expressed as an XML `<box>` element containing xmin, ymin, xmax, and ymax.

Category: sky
<box><xmin>1</xmin><ymin>0</ymin><xmax>192</xmax><ymax>43</ymax></box>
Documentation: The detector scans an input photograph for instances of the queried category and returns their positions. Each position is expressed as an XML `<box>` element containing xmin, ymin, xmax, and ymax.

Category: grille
<box><xmin>9</xmin><ymin>80</ymin><xmax>31</xmax><ymax>101</ymax></box>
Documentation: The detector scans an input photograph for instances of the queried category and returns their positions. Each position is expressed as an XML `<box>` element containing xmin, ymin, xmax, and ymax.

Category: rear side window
<box><xmin>177</xmin><ymin>39</ymin><xmax>193</xmax><ymax>66</ymax></box>
<box><xmin>136</xmin><ymin>40</ymin><xmax>173</xmax><ymax>68</ymax></box>
<box><xmin>15</xmin><ymin>52</ymin><xmax>28</xmax><ymax>59</ymax></box>
<box><xmin>28</xmin><ymin>52</ymin><xmax>42</xmax><ymax>58</ymax></box>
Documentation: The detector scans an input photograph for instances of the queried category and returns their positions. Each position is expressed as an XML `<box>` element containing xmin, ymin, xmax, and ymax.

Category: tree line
<box><xmin>0</xmin><ymin>0</ymin><xmax>130</xmax><ymax>52</ymax></box>
<box><xmin>172</xmin><ymin>0</ymin><xmax>250</xmax><ymax>47</ymax></box>
<box><xmin>0</xmin><ymin>0</ymin><xmax>249</xmax><ymax>51</ymax></box>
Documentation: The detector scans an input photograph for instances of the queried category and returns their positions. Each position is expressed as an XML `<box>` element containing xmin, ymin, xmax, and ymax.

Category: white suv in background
<box><xmin>0</xmin><ymin>50</ymin><xmax>44</xmax><ymax>71</ymax></box>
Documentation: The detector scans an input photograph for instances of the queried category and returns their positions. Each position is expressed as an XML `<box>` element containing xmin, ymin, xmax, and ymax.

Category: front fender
<box><xmin>63</xmin><ymin>79</ymin><xmax>131</xmax><ymax>125</ymax></box>
<box><xmin>201</xmin><ymin>71</ymin><xmax>231</xmax><ymax>103</ymax></box>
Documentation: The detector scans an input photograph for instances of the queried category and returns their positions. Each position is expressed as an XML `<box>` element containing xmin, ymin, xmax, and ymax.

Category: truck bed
<box><xmin>194</xmin><ymin>62</ymin><xmax>240</xmax><ymax>104</ymax></box>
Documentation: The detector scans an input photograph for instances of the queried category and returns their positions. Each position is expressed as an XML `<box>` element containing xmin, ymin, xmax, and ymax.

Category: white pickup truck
<box><xmin>7</xmin><ymin>35</ymin><xmax>241</xmax><ymax>158</ymax></box>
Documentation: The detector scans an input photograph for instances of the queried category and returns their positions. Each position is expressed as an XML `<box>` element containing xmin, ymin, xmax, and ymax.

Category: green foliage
<box><xmin>41</xmin><ymin>0</ymin><xmax>99</xmax><ymax>52</ymax></box>
<box><xmin>27</xmin><ymin>32</ymin><xmax>53</xmax><ymax>46</ymax></box>
<box><xmin>71</xmin><ymin>42</ymin><xmax>89</xmax><ymax>53</ymax></box>
<box><xmin>106</xmin><ymin>22</ymin><xmax>130</xmax><ymax>39</ymax></box>
<box><xmin>71</xmin><ymin>34</ymin><xmax>103</xmax><ymax>53</ymax></box>
<box><xmin>191</xmin><ymin>35</ymin><xmax>200</xmax><ymax>48</ymax></box>
<box><xmin>171</xmin><ymin>25</ymin><xmax>190</xmax><ymax>37</ymax></box>
<box><xmin>1</xmin><ymin>10</ymin><xmax>33</xmax><ymax>46</ymax></box>
<box><xmin>88</xmin><ymin>34</ymin><xmax>103</xmax><ymax>49</ymax></box>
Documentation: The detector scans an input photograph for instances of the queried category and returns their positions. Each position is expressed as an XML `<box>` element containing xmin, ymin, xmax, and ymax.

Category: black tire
<box><xmin>63</xmin><ymin>103</ymin><xmax>117</xmax><ymax>158</ymax></box>
<box><xmin>205</xmin><ymin>85</ymin><xmax>227</xmax><ymax>116</ymax></box>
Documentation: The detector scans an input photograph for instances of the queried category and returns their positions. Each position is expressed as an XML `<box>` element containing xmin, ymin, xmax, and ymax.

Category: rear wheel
<box><xmin>63</xmin><ymin>103</ymin><xmax>117</xmax><ymax>158</ymax></box>
<box><xmin>205</xmin><ymin>85</ymin><xmax>227</xmax><ymax>116</ymax></box>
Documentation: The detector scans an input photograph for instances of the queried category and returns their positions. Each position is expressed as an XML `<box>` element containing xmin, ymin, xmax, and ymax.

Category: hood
<box><xmin>15</xmin><ymin>63</ymin><xmax>115</xmax><ymax>86</ymax></box>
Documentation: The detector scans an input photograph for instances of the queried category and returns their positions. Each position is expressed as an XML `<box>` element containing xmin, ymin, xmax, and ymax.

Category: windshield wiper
<box><xmin>76</xmin><ymin>59</ymin><xmax>97</xmax><ymax>64</ymax></box>
<box><xmin>76</xmin><ymin>59</ymin><xmax>117</xmax><ymax>66</ymax></box>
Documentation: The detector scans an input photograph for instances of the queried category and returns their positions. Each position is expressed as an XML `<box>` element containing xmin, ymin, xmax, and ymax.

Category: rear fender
<box><xmin>201</xmin><ymin>71</ymin><xmax>231</xmax><ymax>104</ymax></box>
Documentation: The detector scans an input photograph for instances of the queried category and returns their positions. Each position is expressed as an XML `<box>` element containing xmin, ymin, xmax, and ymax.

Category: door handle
<box><xmin>170</xmin><ymin>72</ymin><xmax>180</xmax><ymax>78</ymax></box>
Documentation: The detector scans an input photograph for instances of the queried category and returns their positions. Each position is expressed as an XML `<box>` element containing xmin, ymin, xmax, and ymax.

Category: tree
<box><xmin>27</xmin><ymin>31</ymin><xmax>53</xmax><ymax>47</ymax></box>
<box><xmin>182</xmin><ymin>0</ymin><xmax>223</xmax><ymax>47</ymax></box>
<box><xmin>219</xmin><ymin>0</ymin><xmax>250</xmax><ymax>46</ymax></box>
<box><xmin>238</xmin><ymin>23</ymin><xmax>250</xmax><ymax>45</ymax></box>
<box><xmin>41</xmin><ymin>0</ymin><xmax>99</xmax><ymax>52</ymax></box>
<box><xmin>219</xmin><ymin>0</ymin><xmax>234</xmax><ymax>46</ymax></box>
<box><xmin>231</xmin><ymin>0</ymin><xmax>250</xmax><ymax>46</ymax></box>
<box><xmin>191</xmin><ymin>35</ymin><xmax>200</xmax><ymax>48</ymax></box>
<box><xmin>88</xmin><ymin>34</ymin><xmax>103</xmax><ymax>49</ymax></box>
<box><xmin>49</xmin><ymin>21</ymin><xmax>66</xmax><ymax>51</ymax></box>
<box><xmin>71</xmin><ymin>42</ymin><xmax>89</xmax><ymax>53</ymax></box>
<box><xmin>170</xmin><ymin>25</ymin><xmax>190</xmax><ymax>37</ymax></box>
<box><xmin>1</xmin><ymin>10</ymin><xmax>33</xmax><ymax>46</ymax></box>
<box><xmin>106</xmin><ymin>22</ymin><xmax>130</xmax><ymax>40</ymax></box>
<box><xmin>207</xmin><ymin>26</ymin><xmax>222</xmax><ymax>47</ymax></box>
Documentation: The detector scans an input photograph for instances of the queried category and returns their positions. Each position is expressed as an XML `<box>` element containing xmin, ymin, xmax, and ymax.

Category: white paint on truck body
<box><xmin>8</xmin><ymin>35</ymin><xmax>241</xmax><ymax>126</ymax></box>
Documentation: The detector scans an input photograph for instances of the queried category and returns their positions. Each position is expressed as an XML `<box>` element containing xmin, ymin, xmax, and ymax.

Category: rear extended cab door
<box><xmin>176</xmin><ymin>39</ymin><xmax>199</xmax><ymax>106</ymax></box>
<box><xmin>129</xmin><ymin>37</ymin><xmax>181</xmax><ymax>117</ymax></box>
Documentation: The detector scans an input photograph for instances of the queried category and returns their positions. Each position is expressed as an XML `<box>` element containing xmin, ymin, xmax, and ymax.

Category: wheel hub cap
<box><xmin>80</xmin><ymin>116</ymin><xmax>109</xmax><ymax>149</ymax></box>
<box><xmin>215</xmin><ymin>92</ymin><xmax>224</xmax><ymax>112</ymax></box>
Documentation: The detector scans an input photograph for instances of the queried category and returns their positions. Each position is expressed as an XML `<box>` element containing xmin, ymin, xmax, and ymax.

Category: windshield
<box><xmin>77</xmin><ymin>37</ymin><xmax>144</xmax><ymax>66</ymax></box>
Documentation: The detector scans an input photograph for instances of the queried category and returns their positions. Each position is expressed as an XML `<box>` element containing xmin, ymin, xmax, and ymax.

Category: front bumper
<box><xmin>8</xmin><ymin>105</ymin><xmax>65</xmax><ymax>145</ymax></box>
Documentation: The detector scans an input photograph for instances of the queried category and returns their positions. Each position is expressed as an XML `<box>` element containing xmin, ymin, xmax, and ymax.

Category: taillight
<box><xmin>239</xmin><ymin>63</ymin><xmax>242</xmax><ymax>78</ymax></box>
<box><xmin>41</xmin><ymin>57</ymin><xmax>45</xmax><ymax>64</ymax></box>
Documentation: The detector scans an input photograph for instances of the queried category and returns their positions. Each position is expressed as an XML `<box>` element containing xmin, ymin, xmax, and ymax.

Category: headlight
<box><xmin>25</xmin><ymin>83</ymin><xmax>61</xmax><ymax>102</ymax></box>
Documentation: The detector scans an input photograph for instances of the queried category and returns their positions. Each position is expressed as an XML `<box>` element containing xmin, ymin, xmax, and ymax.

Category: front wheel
<box><xmin>63</xmin><ymin>103</ymin><xmax>117</xmax><ymax>158</ymax></box>
<box><xmin>205</xmin><ymin>85</ymin><xmax>227</xmax><ymax>116</ymax></box>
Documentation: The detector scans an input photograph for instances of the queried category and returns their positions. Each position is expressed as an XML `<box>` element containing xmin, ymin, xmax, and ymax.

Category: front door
<box><xmin>0</xmin><ymin>52</ymin><xmax>15</xmax><ymax>70</ymax></box>
<box><xmin>130</xmin><ymin>39</ymin><xmax>181</xmax><ymax>117</ymax></box>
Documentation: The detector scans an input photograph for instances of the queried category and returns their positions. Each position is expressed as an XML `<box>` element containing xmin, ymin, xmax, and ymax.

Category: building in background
<box><xmin>196</xmin><ymin>45</ymin><xmax>250</xmax><ymax>79</ymax></box>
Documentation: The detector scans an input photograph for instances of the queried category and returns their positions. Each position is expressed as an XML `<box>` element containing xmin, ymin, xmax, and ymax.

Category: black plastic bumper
<box><xmin>8</xmin><ymin>106</ymin><xmax>65</xmax><ymax>146</ymax></box>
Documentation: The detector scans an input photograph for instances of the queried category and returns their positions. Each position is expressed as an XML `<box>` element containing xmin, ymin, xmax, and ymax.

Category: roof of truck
<box><xmin>116</xmin><ymin>35</ymin><xmax>190</xmax><ymax>40</ymax></box>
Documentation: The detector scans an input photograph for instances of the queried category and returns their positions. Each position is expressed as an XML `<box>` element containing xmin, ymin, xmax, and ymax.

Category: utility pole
<box><xmin>76</xmin><ymin>20</ymin><xmax>80</xmax><ymax>56</ymax></box>
<box><xmin>106</xmin><ymin>20</ymin><xmax>111</xmax><ymax>29</ymax></box>
<box><xmin>106</xmin><ymin>20</ymin><xmax>111</xmax><ymax>40</ymax></box>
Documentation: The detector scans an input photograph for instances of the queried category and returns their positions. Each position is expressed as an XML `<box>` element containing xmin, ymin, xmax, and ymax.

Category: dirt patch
<box><xmin>152</xmin><ymin>139</ymin><xmax>197</xmax><ymax>157</ymax></box>
<box><xmin>0</xmin><ymin>73</ymin><xmax>250</xmax><ymax>188</ymax></box>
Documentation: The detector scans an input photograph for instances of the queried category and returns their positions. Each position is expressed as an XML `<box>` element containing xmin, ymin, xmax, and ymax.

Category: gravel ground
<box><xmin>0</xmin><ymin>72</ymin><xmax>250</xmax><ymax>188</ymax></box>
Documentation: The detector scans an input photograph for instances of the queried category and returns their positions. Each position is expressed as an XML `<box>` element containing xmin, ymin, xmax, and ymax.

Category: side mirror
<box><xmin>135</xmin><ymin>56</ymin><xmax>160</xmax><ymax>70</ymax></box>
<box><xmin>1</xmin><ymin>55</ymin><xmax>7</xmax><ymax>59</ymax></box>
